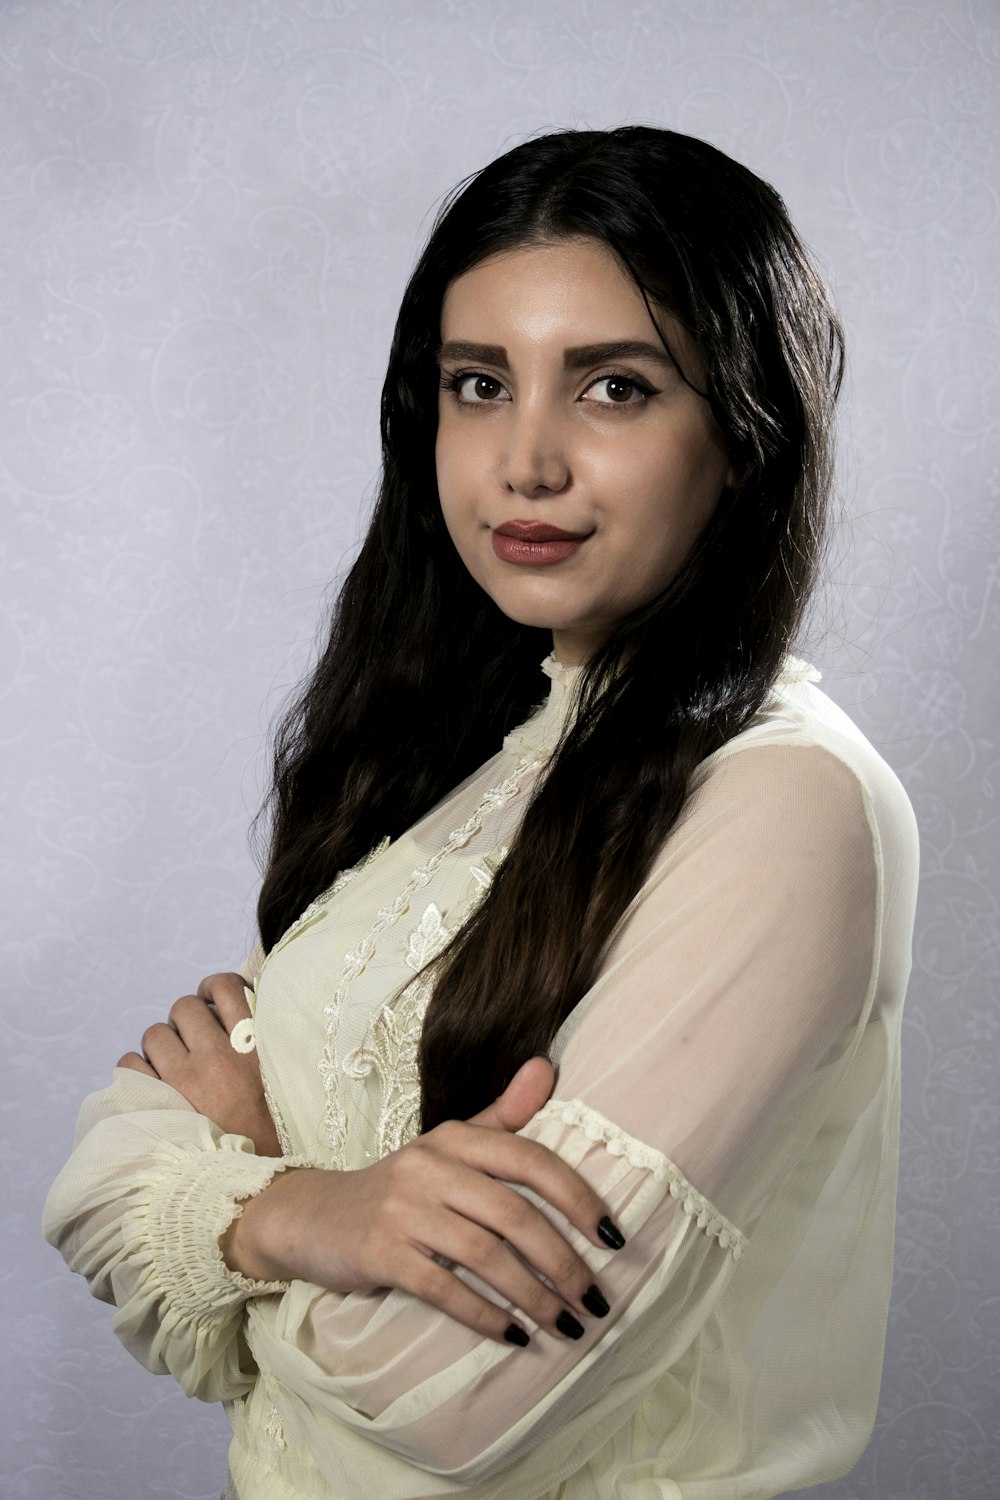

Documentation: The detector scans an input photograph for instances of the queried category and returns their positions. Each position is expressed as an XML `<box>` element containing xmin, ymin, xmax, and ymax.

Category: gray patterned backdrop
<box><xmin>2</xmin><ymin>1</ymin><xmax>997</xmax><ymax>1497</ymax></box>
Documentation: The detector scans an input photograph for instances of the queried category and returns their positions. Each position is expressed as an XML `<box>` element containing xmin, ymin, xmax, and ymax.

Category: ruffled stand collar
<box><xmin>503</xmin><ymin>655</ymin><xmax>585</xmax><ymax>759</ymax></box>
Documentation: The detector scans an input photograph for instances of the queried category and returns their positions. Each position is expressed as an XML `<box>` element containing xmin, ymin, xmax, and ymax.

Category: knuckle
<box><xmin>503</xmin><ymin>1193</ymin><xmax>535</xmax><ymax>1234</ymax></box>
<box><xmin>169</xmin><ymin>994</ymin><xmax>199</xmax><ymax>1025</ymax></box>
<box><xmin>577</xmin><ymin>1178</ymin><xmax>603</xmax><ymax>1214</ymax></box>
<box><xmin>522</xmin><ymin>1137</ymin><xmax>549</xmax><ymax>1166</ymax></box>
<box><xmin>518</xmin><ymin>1275</ymin><xmax>553</xmax><ymax>1322</ymax></box>
<box><xmin>464</xmin><ymin>1226</ymin><xmax>502</xmax><ymax>1273</ymax></box>
<box><xmin>553</xmin><ymin>1246</ymin><xmax>584</xmax><ymax>1287</ymax></box>
<box><xmin>470</xmin><ymin>1297</ymin><xmax>502</xmax><ymax>1339</ymax></box>
<box><xmin>373</xmin><ymin>1174</ymin><xmax>412</xmax><ymax>1225</ymax></box>
<box><xmin>563</xmin><ymin>1178</ymin><xmax>599</xmax><ymax>1225</ymax></box>
<box><xmin>408</xmin><ymin>1257</ymin><xmax>446</xmax><ymax>1301</ymax></box>
<box><xmin>432</xmin><ymin>1119</ymin><xmax>462</xmax><ymax>1150</ymax></box>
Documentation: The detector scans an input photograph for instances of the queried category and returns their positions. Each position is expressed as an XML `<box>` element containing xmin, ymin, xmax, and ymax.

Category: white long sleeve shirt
<box><xmin>44</xmin><ymin>656</ymin><xmax>919</xmax><ymax>1499</ymax></box>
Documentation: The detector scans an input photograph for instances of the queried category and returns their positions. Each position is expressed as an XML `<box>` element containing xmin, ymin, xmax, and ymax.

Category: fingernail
<box><xmin>581</xmin><ymin>1284</ymin><xmax>610</xmax><ymax>1318</ymax></box>
<box><xmin>556</xmin><ymin>1309</ymin><xmax>585</xmax><ymax>1340</ymax></box>
<box><xmin>597</xmin><ymin>1216</ymin><xmax>625</xmax><ymax>1249</ymax></box>
<box><xmin>504</xmin><ymin>1324</ymin><xmax>529</xmax><ymax>1347</ymax></box>
<box><xmin>531</xmin><ymin>1051</ymin><xmax>554</xmax><ymax>1065</ymax></box>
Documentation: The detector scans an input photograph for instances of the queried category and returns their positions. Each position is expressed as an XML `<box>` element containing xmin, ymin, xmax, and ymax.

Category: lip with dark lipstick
<box><xmin>491</xmin><ymin>520</ymin><xmax>592</xmax><ymax>565</ymax></box>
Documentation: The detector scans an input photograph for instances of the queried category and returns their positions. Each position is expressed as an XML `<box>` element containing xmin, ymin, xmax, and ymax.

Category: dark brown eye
<box><xmin>450</xmin><ymin>372</ymin><xmax>507</xmax><ymax>403</ymax></box>
<box><xmin>585</xmin><ymin>375</ymin><xmax>651</xmax><ymax>406</ymax></box>
<box><xmin>604</xmin><ymin>377</ymin><xmax>635</xmax><ymax>402</ymax></box>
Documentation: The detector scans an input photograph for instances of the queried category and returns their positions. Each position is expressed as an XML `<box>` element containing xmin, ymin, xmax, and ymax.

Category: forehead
<box><xmin>439</xmin><ymin>237</ymin><xmax>700</xmax><ymax>372</ymax></box>
<box><xmin>441</xmin><ymin>239</ymin><xmax>653</xmax><ymax>336</ymax></box>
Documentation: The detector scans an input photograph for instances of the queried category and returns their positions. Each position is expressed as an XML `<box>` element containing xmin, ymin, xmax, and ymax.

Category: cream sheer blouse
<box><xmin>44</xmin><ymin>657</ymin><xmax>919</xmax><ymax>1500</ymax></box>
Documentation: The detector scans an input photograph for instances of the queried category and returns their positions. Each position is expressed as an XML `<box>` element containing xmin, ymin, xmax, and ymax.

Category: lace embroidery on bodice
<box><xmin>252</xmin><ymin>843</ymin><xmax>389</xmax><ymax>1157</ymax></box>
<box><xmin>319</xmin><ymin>759</ymin><xmax>544</xmax><ymax>1168</ymax></box>
<box><xmin>341</xmin><ymin>902</ymin><xmax>453</xmax><ymax>1160</ymax></box>
<box><xmin>341</xmin><ymin>845</ymin><xmax>512</xmax><ymax>1160</ymax></box>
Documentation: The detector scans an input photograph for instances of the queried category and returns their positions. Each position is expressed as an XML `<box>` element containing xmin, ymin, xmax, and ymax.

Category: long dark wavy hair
<box><xmin>256</xmin><ymin>127</ymin><xmax>844</xmax><ymax>1130</ymax></box>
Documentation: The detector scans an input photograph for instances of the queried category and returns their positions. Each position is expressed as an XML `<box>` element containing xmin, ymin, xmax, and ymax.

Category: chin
<box><xmin>491</xmin><ymin>602</ymin><xmax>575</xmax><ymax>634</ymax></box>
<box><xmin>480</xmin><ymin>583</ymin><xmax>580</xmax><ymax>632</ymax></box>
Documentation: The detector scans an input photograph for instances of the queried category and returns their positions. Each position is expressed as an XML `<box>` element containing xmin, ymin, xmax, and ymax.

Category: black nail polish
<box><xmin>504</xmin><ymin>1323</ymin><xmax>529</xmax><ymax>1346</ymax></box>
<box><xmin>556</xmin><ymin>1309</ymin><xmax>585</xmax><ymax>1340</ymax></box>
<box><xmin>582</xmin><ymin>1284</ymin><xmax>610</xmax><ymax>1318</ymax></box>
<box><xmin>597</xmin><ymin>1216</ymin><xmax>625</xmax><ymax>1249</ymax></box>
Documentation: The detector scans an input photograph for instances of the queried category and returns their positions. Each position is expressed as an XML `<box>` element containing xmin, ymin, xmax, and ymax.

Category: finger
<box><xmin>116</xmin><ymin>1052</ymin><xmax>159</xmax><ymax>1078</ymax></box>
<box><xmin>433</xmin><ymin>1160</ymin><xmax>611</xmax><ymax>1317</ymax></box>
<box><xmin>168</xmin><ymin>992</ymin><xmax>231</xmax><ymax>1046</ymax></box>
<box><xmin>428</xmin><ymin>1120</ymin><xmax>623</xmax><ymax>1253</ymax></box>
<box><xmin>417</xmin><ymin>1204</ymin><xmax>604</xmax><ymax>1340</ymax></box>
<box><xmin>469</xmin><ymin>1055</ymin><xmax>555</xmax><ymax>1133</ymax></box>
<box><xmin>141</xmin><ymin>1020</ymin><xmax>191</xmax><ymax>1072</ymax></box>
<box><xmin>197</xmin><ymin>972</ymin><xmax>253</xmax><ymax>1032</ymax></box>
<box><xmin>400</xmin><ymin>1250</ymin><xmax>535</xmax><ymax>1348</ymax></box>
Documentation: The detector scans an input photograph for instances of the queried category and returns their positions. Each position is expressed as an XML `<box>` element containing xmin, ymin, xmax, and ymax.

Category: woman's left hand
<box><xmin>117</xmin><ymin>973</ymin><xmax>282</xmax><ymax>1157</ymax></box>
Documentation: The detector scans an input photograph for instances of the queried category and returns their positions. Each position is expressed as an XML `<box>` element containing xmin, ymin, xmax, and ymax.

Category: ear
<box><xmin>722</xmin><ymin>455</ymin><xmax>749</xmax><ymax>494</ymax></box>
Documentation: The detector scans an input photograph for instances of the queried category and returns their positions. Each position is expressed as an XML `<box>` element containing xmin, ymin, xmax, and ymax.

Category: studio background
<box><xmin>2</xmin><ymin>1</ymin><xmax>997</xmax><ymax>1497</ymax></box>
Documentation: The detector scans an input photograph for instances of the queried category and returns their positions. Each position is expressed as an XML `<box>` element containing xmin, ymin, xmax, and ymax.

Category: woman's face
<box><xmin>435</xmin><ymin>237</ymin><xmax>735</xmax><ymax>666</ymax></box>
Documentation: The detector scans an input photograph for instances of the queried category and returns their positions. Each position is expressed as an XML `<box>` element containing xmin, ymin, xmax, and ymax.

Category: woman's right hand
<box><xmin>221</xmin><ymin>1057</ymin><xmax>623</xmax><ymax>1346</ymax></box>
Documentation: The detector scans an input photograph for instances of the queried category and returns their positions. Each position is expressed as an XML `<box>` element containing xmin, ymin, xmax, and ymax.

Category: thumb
<box><xmin>468</xmin><ymin>1055</ymin><xmax>556</xmax><ymax>1133</ymax></box>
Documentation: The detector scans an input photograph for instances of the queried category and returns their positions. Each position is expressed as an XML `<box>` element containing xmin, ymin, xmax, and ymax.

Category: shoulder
<box><xmin>632</xmin><ymin>673</ymin><xmax>921</xmax><ymax>945</ymax></box>
<box><xmin>559</xmin><ymin>674</ymin><xmax>918</xmax><ymax>1066</ymax></box>
<box><xmin>689</xmin><ymin>673</ymin><xmax>919</xmax><ymax>880</ymax></box>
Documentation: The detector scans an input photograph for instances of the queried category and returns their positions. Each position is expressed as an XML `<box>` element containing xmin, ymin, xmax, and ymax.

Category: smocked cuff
<box><xmin>120</xmin><ymin>1141</ymin><xmax>315</xmax><ymax>1325</ymax></box>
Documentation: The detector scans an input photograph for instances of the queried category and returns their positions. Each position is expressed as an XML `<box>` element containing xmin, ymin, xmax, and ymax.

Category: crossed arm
<box><xmin>116</xmin><ymin>975</ymin><xmax>622</xmax><ymax>1349</ymax></box>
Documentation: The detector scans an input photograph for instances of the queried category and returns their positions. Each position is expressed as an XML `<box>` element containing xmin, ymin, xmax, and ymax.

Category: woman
<box><xmin>44</xmin><ymin>127</ymin><xmax>918</xmax><ymax>1499</ymax></box>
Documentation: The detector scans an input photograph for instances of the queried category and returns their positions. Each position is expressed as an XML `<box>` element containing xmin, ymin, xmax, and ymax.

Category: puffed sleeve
<box><xmin>235</xmin><ymin>740</ymin><xmax>917</xmax><ymax>1494</ymax></box>
<box><xmin>41</xmin><ymin>1070</ymin><xmax>310</xmax><ymax>1403</ymax></box>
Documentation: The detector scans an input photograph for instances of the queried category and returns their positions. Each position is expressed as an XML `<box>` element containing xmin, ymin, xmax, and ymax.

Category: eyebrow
<box><xmin>436</xmin><ymin>339</ymin><xmax>675</xmax><ymax>370</ymax></box>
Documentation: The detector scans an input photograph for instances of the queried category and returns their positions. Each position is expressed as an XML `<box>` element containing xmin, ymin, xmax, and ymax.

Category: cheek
<box><xmin>435</xmin><ymin>432</ymin><xmax>481</xmax><ymax>568</ymax></box>
<box><xmin>433</xmin><ymin>423</ymin><xmax>447</xmax><ymax>488</ymax></box>
<box><xmin>618</xmin><ymin>442</ymin><xmax>730</xmax><ymax>582</ymax></box>
<box><xmin>434</xmin><ymin>425</ymin><xmax>470</xmax><ymax>513</ymax></box>
<box><xmin>434</xmin><ymin>433</ymin><xmax>457</xmax><ymax>525</ymax></box>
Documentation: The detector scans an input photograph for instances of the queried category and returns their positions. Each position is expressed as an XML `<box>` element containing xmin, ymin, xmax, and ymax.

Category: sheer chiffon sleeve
<box><xmin>42</xmin><ymin>1070</ymin><xmax>308</xmax><ymax>1403</ymax></box>
<box><xmin>234</xmin><ymin>740</ymin><xmax>917</xmax><ymax>1495</ymax></box>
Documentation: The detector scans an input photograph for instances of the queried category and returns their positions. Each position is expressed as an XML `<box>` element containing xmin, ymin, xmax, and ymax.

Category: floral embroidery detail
<box><xmin>320</xmin><ymin>760</ymin><xmax>544</xmax><ymax>1167</ymax></box>
<box><xmin>260</xmin><ymin>1401</ymin><xmax>287</xmax><ymax>1461</ymax></box>
<box><xmin>254</xmin><ymin>840</ymin><xmax>389</xmax><ymax>1159</ymax></box>
<box><xmin>261</xmin><ymin>1068</ymin><xmax>294</xmax><ymax>1157</ymax></box>
<box><xmin>275</xmin><ymin>839</ymin><xmax>391</xmax><ymax>958</ymax></box>
<box><xmin>469</xmin><ymin>846</ymin><xmax>509</xmax><ymax>892</ymax></box>
<box><xmin>342</xmin><ymin>977</ymin><xmax>435</xmax><ymax>1159</ymax></box>
<box><xmin>403</xmin><ymin>901</ymin><xmax>452</xmax><ymax>973</ymax></box>
<box><xmin>341</xmin><ymin>903</ymin><xmax>453</xmax><ymax>1159</ymax></box>
<box><xmin>348</xmin><ymin>856</ymin><xmax>517</xmax><ymax>1160</ymax></box>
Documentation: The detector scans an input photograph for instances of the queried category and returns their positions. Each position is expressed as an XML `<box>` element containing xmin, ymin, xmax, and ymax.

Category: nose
<box><xmin>502</xmin><ymin>405</ymin><xmax>571</xmax><ymax>498</ymax></box>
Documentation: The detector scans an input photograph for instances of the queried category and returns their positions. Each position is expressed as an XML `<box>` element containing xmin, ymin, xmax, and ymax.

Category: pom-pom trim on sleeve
<box><xmin>538</xmin><ymin>1098</ymin><xmax>748</xmax><ymax>1261</ymax></box>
